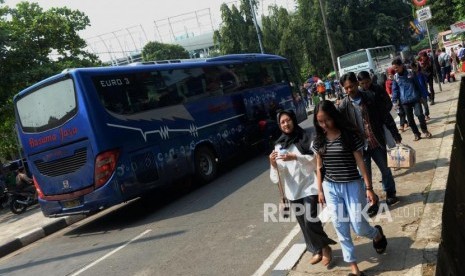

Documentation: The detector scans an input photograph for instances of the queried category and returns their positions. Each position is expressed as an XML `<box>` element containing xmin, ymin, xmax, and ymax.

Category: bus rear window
<box><xmin>16</xmin><ymin>79</ymin><xmax>77</xmax><ymax>133</ymax></box>
<box><xmin>340</xmin><ymin>51</ymin><xmax>369</xmax><ymax>68</ymax></box>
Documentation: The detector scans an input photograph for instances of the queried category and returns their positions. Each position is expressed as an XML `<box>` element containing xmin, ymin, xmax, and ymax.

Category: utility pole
<box><xmin>317</xmin><ymin>0</ymin><xmax>338</xmax><ymax>79</ymax></box>
<box><xmin>249</xmin><ymin>0</ymin><xmax>265</xmax><ymax>54</ymax></box>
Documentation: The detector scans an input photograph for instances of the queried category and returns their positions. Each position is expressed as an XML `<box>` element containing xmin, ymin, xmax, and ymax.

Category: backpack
<box><xmin>439</xmin><ymin>56</ymin><xmax>446</xmax><ymax>67</ymax></box>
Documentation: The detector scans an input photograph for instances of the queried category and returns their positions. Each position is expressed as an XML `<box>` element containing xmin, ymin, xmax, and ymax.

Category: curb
<box><xmin>0</xmin><ymin>214</ymin><xmax>86</xmax><ymax>258</ymax></box>
<box><xmin>404</xmin><ymin>89</ymin><xmax>458</xmax><ymax>275</ymax></box>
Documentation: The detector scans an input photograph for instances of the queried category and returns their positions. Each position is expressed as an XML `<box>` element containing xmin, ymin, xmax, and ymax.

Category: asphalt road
<box><xmin>0</xmin><ymin>116</ymin><xmax>315</xmax><ymax>276</ymax></box>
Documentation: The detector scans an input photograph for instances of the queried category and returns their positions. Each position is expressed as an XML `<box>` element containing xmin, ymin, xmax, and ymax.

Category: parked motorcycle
<box><xmin>8</xmin><ymin>189</ymin><xmax>37</xmax><ymax>214</ymax></box>
<box><xmin>0</xmin><ymin>187</ymin><xmax>10</xmax><ymax>209</ymax></box>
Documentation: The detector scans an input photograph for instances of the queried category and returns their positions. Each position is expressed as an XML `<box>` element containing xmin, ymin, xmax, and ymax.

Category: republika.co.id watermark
<box><xmin>263</xmin><ymin>202</ymin><xmax>423</xmax><ymax>223</ymax></box>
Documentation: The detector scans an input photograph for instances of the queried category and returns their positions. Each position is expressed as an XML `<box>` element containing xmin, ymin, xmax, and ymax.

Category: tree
<box><xmin>213</xmin><ymin>0</ymin><xmax>261</xmax><ymax>54</ymax></box>
<box><xmin>429</xmin><ymin>0</ymin><xmax>461</xmax><ymax>30</ymax></box>
<box><xmin>141</xmin><ymin>41</ymin><xmax>189</xmax><ymax>61</ymax></box>
<box><xmin>0</xmin><ymin>1</ymin><xmax>100</xmax><ymax>160</ymax></box>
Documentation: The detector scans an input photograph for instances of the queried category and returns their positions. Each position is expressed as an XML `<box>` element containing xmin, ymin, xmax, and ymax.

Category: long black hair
<box><xmin>312</xmin><ymin>100</ymin><xmax>362</xmax><ymax>154</ymax></box>
<box><xmin>274</xmin><ymin>109</ymin><xmax>312</xmax><ymax>155</ymax></box>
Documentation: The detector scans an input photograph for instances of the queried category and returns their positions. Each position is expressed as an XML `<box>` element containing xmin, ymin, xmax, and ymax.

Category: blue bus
<box><xmin>13</xmin><ymin>54</ymin><xmax>307</xmax><ymax>217</ymax></box>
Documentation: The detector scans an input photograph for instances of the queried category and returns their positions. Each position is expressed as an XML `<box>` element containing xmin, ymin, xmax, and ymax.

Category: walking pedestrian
<box><xmin>340</xmin><ymin>72</ymin><xmax>401</xmax><ymax>206</ymax></box>
<box><xmin>312</xmin><ymin>100</ymin><xmax>388</xmax><ymax>276</ymax></box>
<box><xmin>269</xmin><ymin>110</ymin><xmax>336</xmax><ymax>266</ymax></box>
<box><xmin>316</xmin><ymin>80</ymin><xmax>326</xmax><ymax>101</ymax></box>
<box><xmin>438</xmin><ymin>48</ymin><xmax>451</xmax><ymax>83</ymax></box>
<box><xmin>418</xmin><ymin>51</ymin><xmax>435</xmax><ymax>105</ymax></box>
<box><xmin>411</xmin><ymin>61</ymin><xmax>431</xmax><ymax>121</ymax></box>
<box><xmin>451</xmin><ymin>48</ymin><xmax>459</xmax><ymax>73</ymax></box>
<box><xmin>386</xmin><ymin>67</ymin><xmax>408</xmax><ymax>131</ymax></box>
<box><xmin>391</xmin><ymin>57</ymin><xmax>432</xmax><ymax>141</ymax></box>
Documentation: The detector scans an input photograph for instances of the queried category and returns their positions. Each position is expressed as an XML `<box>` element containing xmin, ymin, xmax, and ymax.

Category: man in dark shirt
<box><xmin>338</xmin><ymin>72</ymin><xmax>402</xmax><ymax>206</ymax></box>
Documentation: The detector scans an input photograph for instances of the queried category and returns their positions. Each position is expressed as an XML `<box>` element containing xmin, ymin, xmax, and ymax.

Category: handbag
<box><xmin>275</xmin><ymin>165</ymin><xmax>290</xmax><ymax>219</ymax></box>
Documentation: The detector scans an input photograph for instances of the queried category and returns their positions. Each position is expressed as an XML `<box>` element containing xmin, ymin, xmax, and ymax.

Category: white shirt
<box><xmin>269</xmin><ymin>144</ymin><xmax>318</xmax><ymax>200</ymax></box>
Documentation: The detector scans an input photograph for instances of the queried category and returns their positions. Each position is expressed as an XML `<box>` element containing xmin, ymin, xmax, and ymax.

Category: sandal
<box><xmin>367</xmin><ymin>194</ymin><xmax>379</xmax><ymax>218</ymax></box>
<box><xmin>321</xmin><ymin>246</ymin><xmax>332</xmax><ymax>266</ymax></box>
<box><xmin>373</xmin><ymin>225</ymin><xmax>387</xmax><ymax>254</ymax></box>
<box><xmin>424</xmin><ymin>131</ymin><xmax>432</xmax><ymax>139</ymax></box>
<box><xmin>309</xmin><ymin>253</ymin><xmax>322</xmax><ymax>265</ymax></box>
<box><xmin>413</xmin><ymin>134</ymin><xmax>421</xmax><ymax>141</ymax></box>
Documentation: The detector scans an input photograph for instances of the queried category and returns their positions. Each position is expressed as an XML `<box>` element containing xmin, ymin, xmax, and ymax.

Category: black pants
<box><xmin>426</xmin><ymin>76</ymin><xmax>435</xmax><ymax>103</ymax></box>
<box><xmin>402</xmin><ymin>101</ymin><xmax>428</xmax><ymax>136</ymax></box>
<box><xmin>290</xmin><ymin>195</ymin><xmax>336</xmax><ymax>254</ymax></box>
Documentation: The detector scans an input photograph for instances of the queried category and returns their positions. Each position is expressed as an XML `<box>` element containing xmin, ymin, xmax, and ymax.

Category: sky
<box><xmin>3</xmin><ymin>0</ymin><xmax>294</xmax><ymax>61</ymax></box>
<box><xmin>3</xmin><ymin>0</ymin><xmax>294</xmax><ymax>39</ymax></box>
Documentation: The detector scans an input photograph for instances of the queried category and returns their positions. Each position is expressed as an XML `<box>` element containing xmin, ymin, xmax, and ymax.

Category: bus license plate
<box><xmin>62</xmin><ymin>199</ymin><xmax>80</xmax><ymax>208</ymax></box>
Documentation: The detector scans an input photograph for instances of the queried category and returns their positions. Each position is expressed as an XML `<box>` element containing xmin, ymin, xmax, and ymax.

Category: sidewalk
<box><xmin>0</xmin><ymin>205</ymin><xmax>86</xmax><ymax>258</ymax></box>
<box><xmin>281</xmin><ymin>76</ymin><xmax>462</xmax><ymax>276</ymax></box>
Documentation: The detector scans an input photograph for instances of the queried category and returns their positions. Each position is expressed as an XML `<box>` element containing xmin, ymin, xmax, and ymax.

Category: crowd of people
<box><xmin>302</xmin><ymin>76</ymin><xmax>342</xmax><ymax>107</ymax></box>
<box><xmin>269</xmin><ymin>48</ymin><xmax>458</xmax><ymax>275</ymax></box>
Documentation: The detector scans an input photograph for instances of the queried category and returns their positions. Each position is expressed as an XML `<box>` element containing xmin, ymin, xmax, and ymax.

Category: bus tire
<box><xmin>194</xmin><ymin>146</ymin><xmax>218</xmax><ymax>184</ymax></box>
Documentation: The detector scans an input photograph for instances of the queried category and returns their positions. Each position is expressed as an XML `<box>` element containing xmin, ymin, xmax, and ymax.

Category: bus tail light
<box><xmin>32</xmin><ymin>175</ymin><xmax>45</xmax><ymax>199</ymax></box>
<box><xmin>258</xmin><ymin>120</ymin><xmax>267</xmax><ymax>131</ymax></box>
<box><xmin>94</xmin><ymin>149</ymin><xmax>120</xmax><ymax>188</ymax></box>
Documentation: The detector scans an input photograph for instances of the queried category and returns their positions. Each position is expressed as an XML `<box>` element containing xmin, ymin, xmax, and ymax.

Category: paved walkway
<box><xmin>277</xmin><ymin>76</ymin><xmax>462</xmax><ymax>276</ymax></box>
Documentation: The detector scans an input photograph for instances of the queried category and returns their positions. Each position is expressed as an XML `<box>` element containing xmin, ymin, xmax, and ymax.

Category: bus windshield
<box><xmin>16</xmin><ymin>79</ymin><xmax>77</xmax><ymax>133</ymax></box>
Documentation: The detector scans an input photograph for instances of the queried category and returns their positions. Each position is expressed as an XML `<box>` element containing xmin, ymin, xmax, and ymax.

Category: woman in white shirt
<box><xmin>269</xmin><ymin>110</ymin><xmax>336</xmax><ymax>266</ymax></box>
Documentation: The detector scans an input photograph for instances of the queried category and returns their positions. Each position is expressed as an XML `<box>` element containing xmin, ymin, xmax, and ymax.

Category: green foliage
<box><xmin>0</xmin><ymin>1</ymin><xmax>100</xmax><ymax>160</ymax></box>
<box><xmin>141</xmin><ymin>41</ymin><xmax>190</xmax><ymax>61</ymax></box>
<box><xmin>429</xmin><ymin>0</ymin><xmax>462</xmax><ymax>30</ymax></box>
<box><xmin>216</xmin><ymin>0</ymin><xmax>416</xmax><ymax>80</ymax></box>
<box><xmin>213</xmin><ymin>1</ymin><xmax>261</xmax><ymax>54</ymax></box>
<box><xmin>411</xmin><ymin>37</ymin><xmax>430</xmax><ymax>53</ymax></box>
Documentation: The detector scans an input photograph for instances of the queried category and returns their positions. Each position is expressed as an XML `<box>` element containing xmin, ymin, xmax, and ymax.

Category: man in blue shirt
<box><xmin>391</xmin><ymin>57</ymin><xmax>432</xmax><ymax>141</ymax></box>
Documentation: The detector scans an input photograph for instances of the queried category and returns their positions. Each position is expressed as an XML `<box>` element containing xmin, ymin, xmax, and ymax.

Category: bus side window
<box><xmin>104</xmin><ymin>86</ymin><xmax>131</xmax><ymax>114</ymax></box>
<box><xmin>185</xmin><ymin>75</ymin><xmax>206</xmax><ymax>99</ymax></box>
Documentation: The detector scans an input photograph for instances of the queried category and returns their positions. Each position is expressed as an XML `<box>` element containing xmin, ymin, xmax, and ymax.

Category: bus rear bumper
<box><xmin>39</xmin><ymin>184</ymin><xmax>124</xmax><ymax>217</ymax></box>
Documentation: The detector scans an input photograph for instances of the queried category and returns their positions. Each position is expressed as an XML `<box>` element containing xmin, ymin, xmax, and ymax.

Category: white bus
<box><xmin>337</xmin><ymin>45</ymin><xmax>396</xmax><ymax>77</ymax></box>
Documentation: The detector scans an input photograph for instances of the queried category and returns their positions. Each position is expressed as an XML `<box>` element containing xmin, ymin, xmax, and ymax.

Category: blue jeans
<box><xmin>402</xmin><ymin>101</ymin><xmax>427</xmax><ymax>136</ymax></box>
<box><xmin>420</xmin><ymin>97</ymin><xmax>429</xmax><ymax>117</ymax></box>
<box><xmin>363</xmin><ymin>145</ymin><xmax>396</xmax><ymax>196</ymax></box>
<box><xmin>323</xmin><ymin>179</ymin><xmax>379</xmax><ymax>263</ymax></box>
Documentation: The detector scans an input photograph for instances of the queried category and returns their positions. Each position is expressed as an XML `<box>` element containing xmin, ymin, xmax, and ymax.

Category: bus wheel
<box><xmin>194</xmin><ymin>146</ymin><xmax>218</xmax><ymax>183</ymax></box>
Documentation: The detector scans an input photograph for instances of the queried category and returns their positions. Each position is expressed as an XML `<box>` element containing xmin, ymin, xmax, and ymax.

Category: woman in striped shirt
<box><xmin>312</xmin><ymin>100</ymin><xmax>387</xmax><ymax>276</ymax></box>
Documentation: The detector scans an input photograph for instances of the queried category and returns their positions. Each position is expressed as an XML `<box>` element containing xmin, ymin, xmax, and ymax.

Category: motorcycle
<box><xmin>8</xmin><ymin>188</ymin><xmax>37</xmax><ymax>214</ymax></box>
<box><xmin>0</xmin><ymin>187</ymin><xmax>10</xmax><ymax>209</ymax></box>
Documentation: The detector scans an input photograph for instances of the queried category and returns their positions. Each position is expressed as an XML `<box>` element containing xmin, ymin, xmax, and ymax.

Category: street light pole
<box><xmin>317</xmin><ymin>0</ymin><xmax>339</xmax><ymax>79</ymax></box>
<box><xmin>249</xmin><ymin>0</ymin><xmax>265</xmax><ymax>54</ymax></box>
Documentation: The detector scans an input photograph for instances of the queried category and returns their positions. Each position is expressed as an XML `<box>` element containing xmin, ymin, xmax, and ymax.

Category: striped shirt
<box><xmin>312</xmin><ymin>134</ymin><xmax>364</xmax><ymax>182</ymax></box>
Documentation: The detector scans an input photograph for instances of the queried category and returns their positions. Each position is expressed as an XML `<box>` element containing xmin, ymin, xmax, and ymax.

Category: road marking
<box><xmin>251</xmin><ymin>224</ymin><xmax>301</xmax><ymax>276</ymax></box>
<box><xmin>69</xmin><ymin>229</ymin><xmax>152</xmax><ymax>276</ymax></box>
<box><xmin>273</xmin><ymin>242</ymin><xmax>306</xmax><ymax>271</ymax></box>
